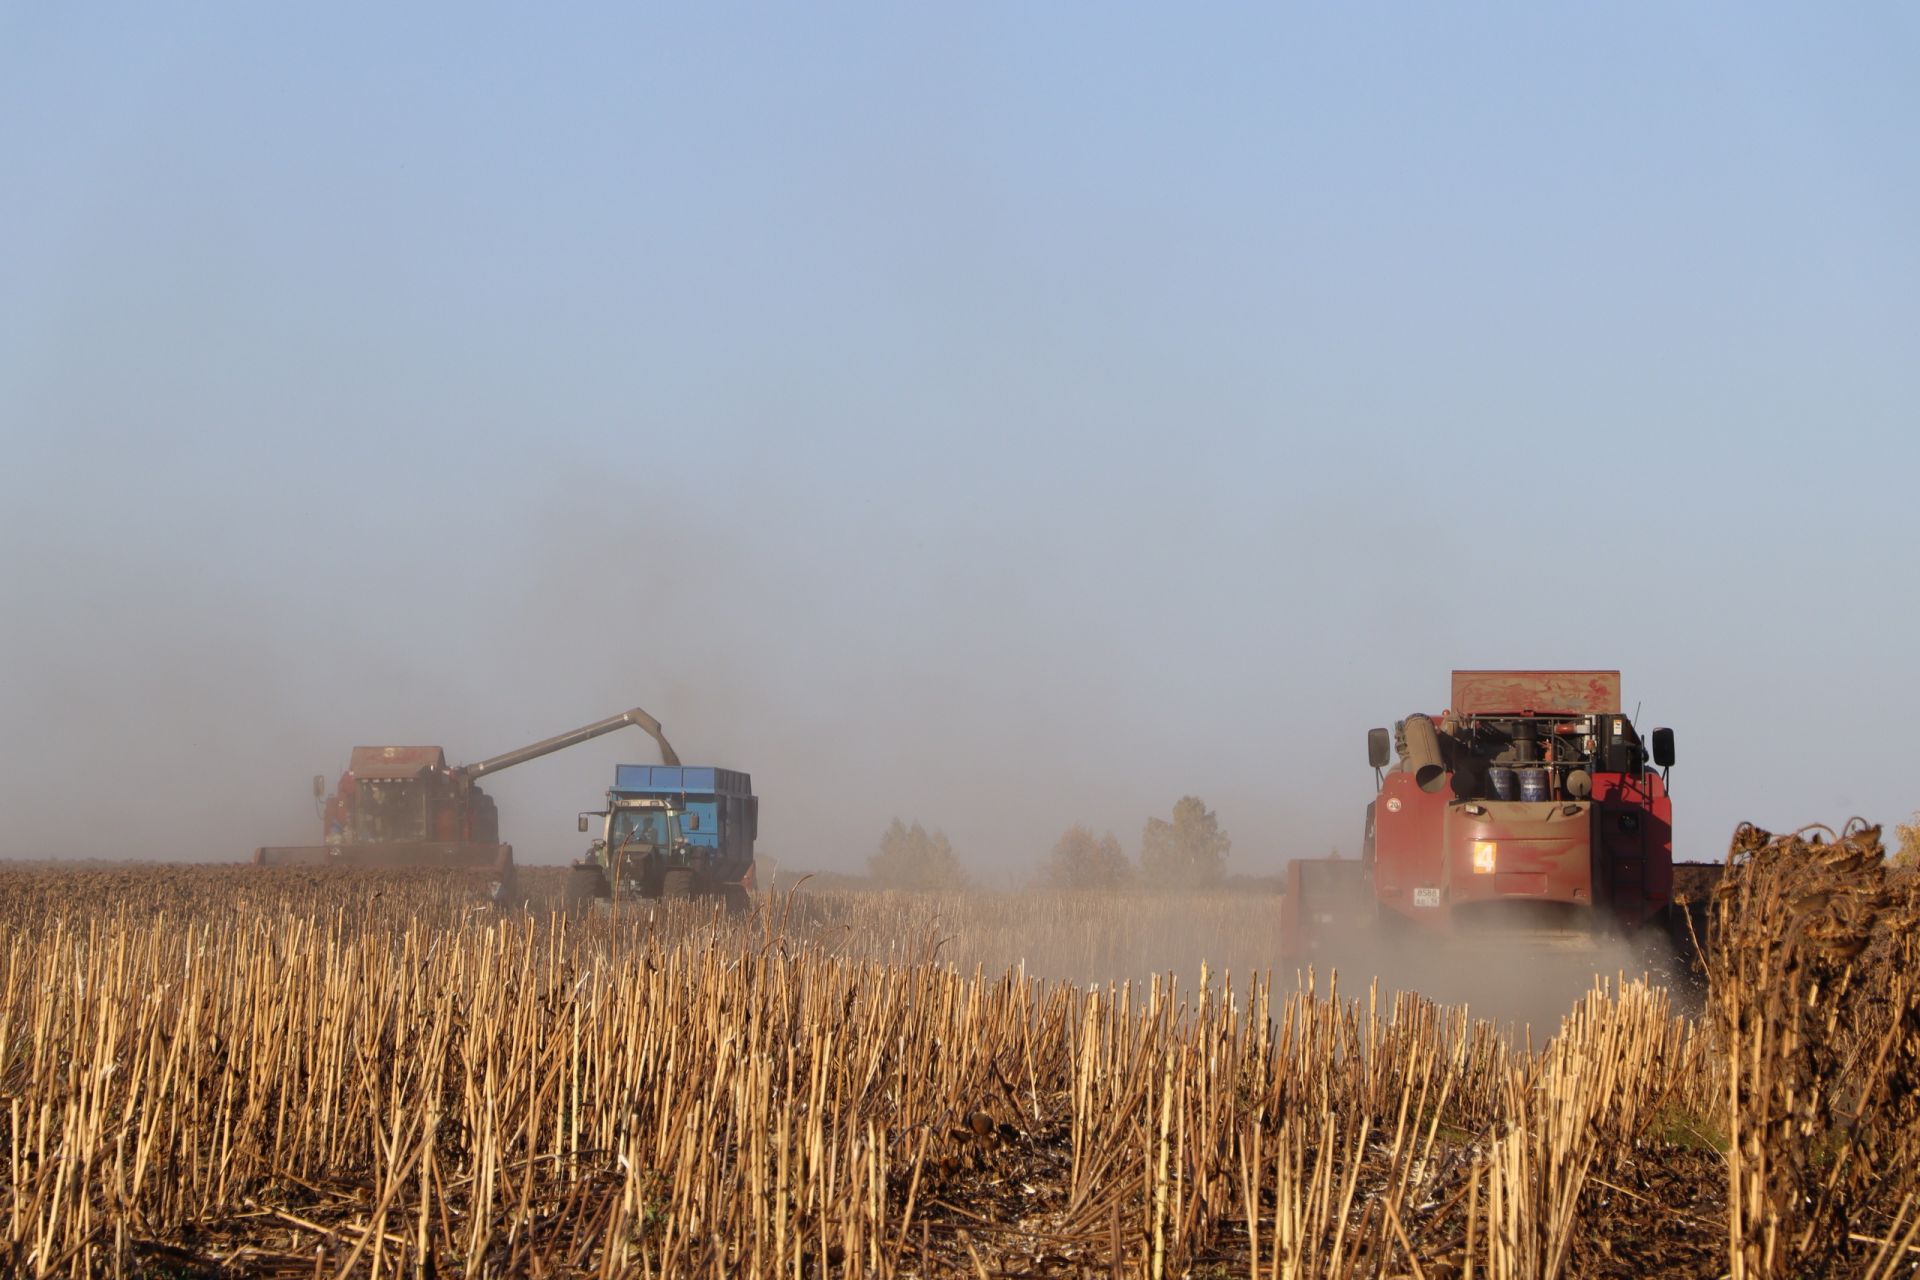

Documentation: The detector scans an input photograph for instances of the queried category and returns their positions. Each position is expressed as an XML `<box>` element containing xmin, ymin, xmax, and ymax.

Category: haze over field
<box><xmin>2</xmin><ymin>7</ymin><xmax>1915</xmax><ymax>872</ymax></box>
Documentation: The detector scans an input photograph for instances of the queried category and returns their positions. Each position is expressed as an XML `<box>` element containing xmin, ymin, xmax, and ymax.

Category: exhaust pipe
<box><xmin>1403</xmin><ymin>714</ymin><xmax>1448</xmax><ymax>793</ymax></box>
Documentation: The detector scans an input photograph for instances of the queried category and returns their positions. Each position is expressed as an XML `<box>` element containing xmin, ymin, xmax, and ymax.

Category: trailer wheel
<box><xmin>564</xmin><ymin>866</ymin><xmax>607</xmax><ymax>915</ymax></box>
<box><xmin>662</xmin><ymin>868</ymin><xmax>696</xmax><ymax>900</ymax></box>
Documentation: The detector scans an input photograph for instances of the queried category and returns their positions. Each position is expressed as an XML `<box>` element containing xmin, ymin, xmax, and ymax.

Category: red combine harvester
<box><xmin>252</xmin><ymin>706</ymin><xmax>681</xmax><ymax>904</ymax></box>
<box><xmin>1283</xmin><ymin>671</ymin><xmax>1683</xmax><ymax>970</ymax></box>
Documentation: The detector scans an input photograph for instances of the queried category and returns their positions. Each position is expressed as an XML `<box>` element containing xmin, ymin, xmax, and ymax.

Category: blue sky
<box><xmin>2</xmin><ymin>6</ymin><xmax>1915</xmax><ymax>871</ymax></box>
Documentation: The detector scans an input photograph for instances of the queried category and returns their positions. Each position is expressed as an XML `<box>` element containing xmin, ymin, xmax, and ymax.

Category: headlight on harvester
<box><xmin>1472</xmin><ymin>840</ymin><xmax>1497</xmax><ymax>874</ymax></box>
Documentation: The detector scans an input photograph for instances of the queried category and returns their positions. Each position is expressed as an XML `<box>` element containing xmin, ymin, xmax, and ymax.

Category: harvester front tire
<box><xmin>662</xmin><ymin>868</ymin><xmax>696</xmax><ymax>900</ymax></box>
<box><xmin>721</xmin><ymin>883</ymin><xmax>752</xmax><ymax>916</ymax></box>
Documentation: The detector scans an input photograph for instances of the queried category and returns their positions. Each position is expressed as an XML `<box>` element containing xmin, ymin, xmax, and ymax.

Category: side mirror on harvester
<box><xmin>578</xmin><ymin>815</ymin><xmax>591</xmax><ymax>833</ymax></box>
<box><xmin>312</xmin><ymin>774</ymin><xmax>327</xmax><ymax>799</ymax></box>
<box><xmin>1651</xmin><ymin>727</ymin><xmax>1675</xmax><ymax>769</ymax></box>
<box><xmin>1367</xmin><ymin>727</ymin><xmax>1391</xmax><ymax>770</ymax></box>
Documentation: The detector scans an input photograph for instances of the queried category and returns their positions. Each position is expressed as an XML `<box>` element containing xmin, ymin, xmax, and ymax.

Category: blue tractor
<box><xmin>566</xmin><ymin>765</ymin><xmax>758</xmax><ymax>912</ymax></box>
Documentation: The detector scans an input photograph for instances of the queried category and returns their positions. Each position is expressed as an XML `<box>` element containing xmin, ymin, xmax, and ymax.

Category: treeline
<box><xmin>864</xmin><ymin>795</ymin><xmax>1234</xmax><ymax>891</ymax></box>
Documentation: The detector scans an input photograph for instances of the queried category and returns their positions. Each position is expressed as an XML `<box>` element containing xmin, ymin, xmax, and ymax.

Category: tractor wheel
<box><xmin>720</xmin><ymin>883</ymin><xmax>752</xmax><ymax>916</ymax></box>
<box><xmin>564</xmin><ymin>865</ymin><xmax>607</xmax><ymax>915</ymax></box>
<box><xmin>661</xmin><ymin>867</ymin><xmax>697</xmax><ymax>900</ymax></box>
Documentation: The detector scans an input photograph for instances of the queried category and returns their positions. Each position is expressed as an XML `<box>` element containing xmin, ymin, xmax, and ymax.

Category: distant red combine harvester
<box><xmin>252</xmin><ymin>706</ymin><xmax>681</xmax><ymax>905</ymax></box>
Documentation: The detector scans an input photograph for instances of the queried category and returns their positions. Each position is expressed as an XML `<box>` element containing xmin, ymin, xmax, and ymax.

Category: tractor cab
<box><xmin>608</xmin><ymin>800</ymin><xmax>684</xmax><ymax>853</ymax></box>
<box><xmin>577</xmin><ymin>798</ymin><xmax>694</xmax><ymax>894</ymax></box>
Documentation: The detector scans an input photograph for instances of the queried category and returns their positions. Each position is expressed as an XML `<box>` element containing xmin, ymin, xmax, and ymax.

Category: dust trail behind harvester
<box><xmin>1287</xmin><ymin>928</ymin><xmax>1668</xmax><ymax>1041</ymax></box>
<box><xmin>775</xmin><ymin>886</ymin><xmax>1670</xmax><ymax>1041</ymax></box>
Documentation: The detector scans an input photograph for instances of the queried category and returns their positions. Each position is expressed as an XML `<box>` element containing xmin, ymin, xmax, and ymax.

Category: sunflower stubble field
<box><xmin>1</xmin><ymin>823</ymin><xmax>1915</xmax><ymax>1279</ymax></box>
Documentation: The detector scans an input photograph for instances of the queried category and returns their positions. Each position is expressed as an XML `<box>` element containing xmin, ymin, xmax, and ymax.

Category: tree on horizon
<box><xmin>869</xmin><ymin>819</ymin><xmax>967</xmax><ymax>890</ymax></box>
<box><xmin>1045</xmin><ymin>825</ymin><xmax>1133</xmax><ymax>889</ymax></box>
<box><xmin>1139</xmin><ymin>796</ymin><xmax>1230</xmax><ymax>888</ymax></box>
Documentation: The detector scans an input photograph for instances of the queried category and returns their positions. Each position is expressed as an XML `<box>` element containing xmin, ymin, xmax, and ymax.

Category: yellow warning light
<box><xmin>1472</xmin><ymin>841</ymin><xmax>1497</xmax><ymax>874</ymax></box>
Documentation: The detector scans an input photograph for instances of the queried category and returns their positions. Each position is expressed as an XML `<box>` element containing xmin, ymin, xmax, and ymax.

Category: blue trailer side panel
<box><xmin>614</xmin><ymin>764</ymin><xmax>749</xmax><ymax>795</ymax></box>
<box><xmin>682</xmin><ymin>800</ymin><xmax>720</xmax><ymax>849</ymax></box>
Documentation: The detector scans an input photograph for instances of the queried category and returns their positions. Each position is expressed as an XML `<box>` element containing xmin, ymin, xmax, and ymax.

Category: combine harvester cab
<box><xmin>1284</xmin><ymin>670</ymin><xmax>1682</xmax><ymax>977</ymax></box>
<box><xmin>567</xmin><ymin>765</ymin><xmax>758</xmax><ymax>914</ymax></box>
<box><xmin>253</xmin><ymin>706</ymin><xmax>684</xmax><ymax>908</ymax></box>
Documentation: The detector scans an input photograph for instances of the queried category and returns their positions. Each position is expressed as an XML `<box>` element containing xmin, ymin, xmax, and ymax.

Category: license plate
<box><xmin>1413</xmin><ymin>887</ymin><xmax>1441</xmax><ymax>908</ymax></box>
